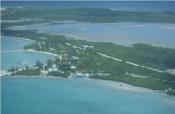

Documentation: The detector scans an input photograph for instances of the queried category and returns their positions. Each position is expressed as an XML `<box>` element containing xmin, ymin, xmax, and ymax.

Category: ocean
<box><xmin>1</xmin><ymin>36</ymin><xmax>175</xmax><ymax>114</ymax></box>
<box><xmin>1</xmin><ymin>76</ymin><xmax>175</xmax><ymax>114</ymax></box>
<box><xmin>1</xmin><ymin>1</ymin><xmax>175</xmax><ymax>114</ymax></box>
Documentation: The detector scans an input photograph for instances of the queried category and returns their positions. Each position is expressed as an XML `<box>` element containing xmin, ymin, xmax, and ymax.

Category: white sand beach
<box><xmin>93</xmin><ymin>79</ymin><xmax>154</xmax><ymax>93</ymax></box>
<box><xmin>26</xmin><ymin>49</ymin><xmax>58</xmax><ymax>56</ymax></box>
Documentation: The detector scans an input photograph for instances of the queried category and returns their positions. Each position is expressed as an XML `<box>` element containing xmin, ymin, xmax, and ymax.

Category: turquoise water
<box><xmin>1</xmin><ymin>36</ymin><xmax>34</xmax><ymax>51</ymax></box>
<box><xmin>1</xmin><ymin>77</ymin><xmax>175</xmax><ymax>114</ymax></box>
<box><xmin>9</xmin><ymin>22</ymin><xmax>175</xmax><ymax>49</ymax></box>
<box><xmin>1</xmin><ymin>36</ymin><xmax>56</xmax><ymax>70</ymax></box>
<box><xmin>1</xmin><ymin>27</ymin><xmax>175</xmax><ymax>114</ymax></box>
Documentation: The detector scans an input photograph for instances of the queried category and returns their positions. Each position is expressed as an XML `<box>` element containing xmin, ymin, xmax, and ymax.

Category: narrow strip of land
<box><xmin>65</xmin><ymin>43</ymin><xmax>165</xmax><ymax>74</ymax></box>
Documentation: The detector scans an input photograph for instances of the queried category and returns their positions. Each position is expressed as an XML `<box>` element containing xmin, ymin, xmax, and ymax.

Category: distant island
<box><xmin>1</xmin><ymin>8</ymin><xmax>175</xmax><ymax>96</ymax></box>
<box><xmin>2</xmin><ymin>8</ymin><xmax>175</xmax><ymax>23</ymax></box>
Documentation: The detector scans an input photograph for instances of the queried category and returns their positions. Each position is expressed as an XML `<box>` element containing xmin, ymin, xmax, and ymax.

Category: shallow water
<box><xmin>2</xmin><ymin>25</ymin><xmax>175</xmax><ymax>114</ymax></box>
<box><xmin>1</xmin><ymin>76</ymin><xmax>175</xmax><ymax>114</ymax></box>
<box><xmin>1</xmin><ymin>36</ymin><xmax>56</xmax><ymax>70</ymax></box>
<box><xmin>9</xmin><ymin>22</ymin><xmax>175</xmax><ymax>49</ymax></box>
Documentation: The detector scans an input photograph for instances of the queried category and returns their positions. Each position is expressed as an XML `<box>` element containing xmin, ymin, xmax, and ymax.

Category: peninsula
<box><xmin>1</xmin><ymin>8</ymin><xmax>175</xmax><ymax>96</ymax></box>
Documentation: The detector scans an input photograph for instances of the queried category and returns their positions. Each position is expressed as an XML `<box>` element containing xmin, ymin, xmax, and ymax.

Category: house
<box><xmin>70</xmin><ymin>65</ymin><xmax>77</xmax><ymax>70</ymax></box>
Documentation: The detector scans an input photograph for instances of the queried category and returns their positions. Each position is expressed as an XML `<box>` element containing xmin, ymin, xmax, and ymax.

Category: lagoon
<box><xmin>9</xmin><ymin>22</ymin><xmax>175</xmax><ymax>49</ymax></box>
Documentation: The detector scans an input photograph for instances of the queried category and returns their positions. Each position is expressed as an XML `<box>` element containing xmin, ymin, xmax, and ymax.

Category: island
<box><xmin>1</xmin><ymin>8</ymin><xmax>175</xmax><ymax>96</ymax></box>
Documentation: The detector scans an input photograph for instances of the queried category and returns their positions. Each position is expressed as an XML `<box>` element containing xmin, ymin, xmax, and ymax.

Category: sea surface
<box><xmin>1</xmin><ymin>36</ymin><xmax>56</xmax><ymax>70</ymax></box>
<box><xmin>2</xmin><ymin>1</ymin><xmax>175</xmax><ymax>12</ymax></box>
<box><xmin>1</xmin><ymin>1</ymin><xmax>175</xmax><ymax>114</ymax></box>
<box><xmin>9</xmin><ymin>22</ymin><xmax>175</xmax><ymax>49</ymax></box>
<box><xmin>1</xmin><ymin>76</ymin><xmax>175</xmax><ymax>114</ymax></box>
<box><xmin>1</xmin><ymin>36</ymin><xmax>175</xmax><ymax>114</ymax></box>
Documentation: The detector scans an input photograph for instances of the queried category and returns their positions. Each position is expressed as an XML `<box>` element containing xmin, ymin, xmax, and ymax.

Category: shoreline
<box><xmin>25</xmin><ymin>49</ymin><xmax>58</xmax><ymax>57</ymax></box>
<box><xmin>90</xmin><ymin>78</ymin><xmax>154</xmax><ymax>93</ymax></box>
<box><xmin>2</xmin><ymin>75</ymin><xmax>154</xmax><ymax>93</ymax></box>
<box><xmin>2</xmin><ymin>36</ymin><xmax>58</xmax><ymax>57</ymax></box>
<box><xmin>2</xmin><ymin>35</ymin><xmax>36</xmax><ymax>42</ymax></box>
<box><xmin>2</xmin><ymin>36</ymin><xmax>174</xmax><ymax>95</ymax></box>
<box><xmin>2</xmin><ymin>75</ymin><xmax>175</xmax><ymax>98</ymax></box>
<box><xmin>1</xmin><ymin>49</ymin><xmax>58</xmax><ymax>57</ymax></box>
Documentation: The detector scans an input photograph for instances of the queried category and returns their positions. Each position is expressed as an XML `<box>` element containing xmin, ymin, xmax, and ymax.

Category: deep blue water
<box><xmin>1</xmin><ymin>36</ymin><xmax>56</xmax><ymax>70</ymax></box>
<box><xmin>2</xmin><ymin>1</ymin><xmax>175</xmax><ymax>12</ymax></box>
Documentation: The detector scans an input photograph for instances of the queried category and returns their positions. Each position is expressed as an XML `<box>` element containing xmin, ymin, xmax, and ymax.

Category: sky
<box><xmin>2</xmin><ymin>0</ymin><xmax>175</xmax><ymax>1</ymax></box>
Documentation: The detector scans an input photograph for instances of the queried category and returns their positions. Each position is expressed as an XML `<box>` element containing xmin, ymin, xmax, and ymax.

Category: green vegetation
<box><xmin>2</xmin><ymin>8</ymin><xmax>175</xmax><ymax>95</ymax></box>
<box><xmin>93</xmin><ymin>43</ymin><xmax>175</xmax><ymax>70</ymax></box>
<box><xmin>35</xmin><ymin>60</ymin><xmax>44</xmax><ymax>69</ymax></box>
<box><xmin>4</xmin><ymin>29</ymin><xmax>175</xmax><ymax>70</ymax></box>
<box><xmin>167</xmin><ymin>89</ymin><xmax>175</xmax><ymax>96</ymax></box>
<box><xmin>46</xmin><ymin>59</ymin><xmax>54</xmax><ymax>68</ymax></box>
<box><xmin>12</xmin><ymin>69</ymin><xmax>41</xmax><ymax>76</ymax></box>
<box><xmin>2</xmin><ymin>8</ymin><xmax>175</xmax><ymax>23</ymax></box>
<box><xmin>47</xmin><ymin>71</ymin><xmax>70</xmax><ymax>78</ymax></box>
<box><xmin>5</xmin><ymin>30</ymin><xmax>175</xmax><ymax>91</ymax></box>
